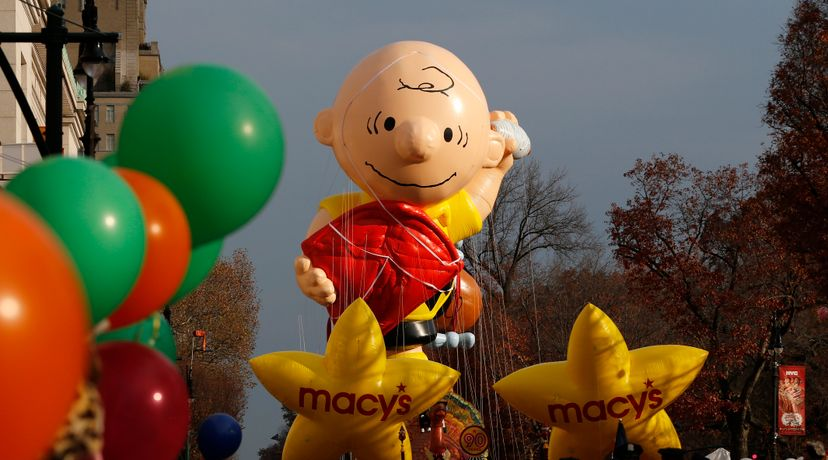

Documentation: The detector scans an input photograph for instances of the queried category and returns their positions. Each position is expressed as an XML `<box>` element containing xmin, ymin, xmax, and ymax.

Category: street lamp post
<box><xmin>770</xmin><ymin>312</ymin><xmax>784</xmax><ymax>460</ymax></box>
<box><xmin>73</xmin><ymin>0</ymin><xmax>109</xmax><ymax>157</ymax></box>
<box><xmin>0</xmin><ymin>3</ymin><xmax>117</xmax><ymax>157</ymax></box>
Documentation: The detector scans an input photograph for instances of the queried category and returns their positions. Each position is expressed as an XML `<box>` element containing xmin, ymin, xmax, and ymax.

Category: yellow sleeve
<box><xmin>425</xmin><ymin>189</ymin><xmax>483</xmax><ymax>243</ymax></box>
<box><xmin>319</xmin><ymin>192</ymin><xmax>372</xmax><ymax>219</ymax></box>
<box><xmin>322</xmin><ymin>190</ymin><xmax>481</xmax><ymax>243</ymax></box>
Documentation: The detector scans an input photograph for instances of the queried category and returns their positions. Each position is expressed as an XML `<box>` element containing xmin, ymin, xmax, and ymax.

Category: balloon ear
<box><xmin>314</xmin><ymin>108</ymin><xmax>334</xmax><ymax>146</ymax></box>
<box><xmin>484</xmin><ymin>129</ymin><xmax>506</xmax><ymax>168</ymax></box>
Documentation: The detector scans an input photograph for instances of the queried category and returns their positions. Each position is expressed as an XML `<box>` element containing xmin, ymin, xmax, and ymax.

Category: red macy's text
<box><xmin>299</xmin><ymin>387</ymin><xmax>412</xmax><ymax>421</ymax></box>
<box><xmin>547</xmin><ymin>389</ymin><xmax>663</xmax><ymax>423</ymax></box>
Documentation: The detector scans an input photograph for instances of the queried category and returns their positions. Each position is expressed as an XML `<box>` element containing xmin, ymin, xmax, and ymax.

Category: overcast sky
<box><xmin>146</xmin><ymin>1</ymin><xmax>795</xmax><ymax>457</ymax></box>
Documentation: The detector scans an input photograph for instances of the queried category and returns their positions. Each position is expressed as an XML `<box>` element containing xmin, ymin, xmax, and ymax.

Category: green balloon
<box><xmin>100</xmin><ymin>153</ymin><xmax>119</xmax><ymax>167</ymax></box>
<box><xmin>117</xmin><ymin>64</ymin><xmax>284</xmax><ymax>246</ymax></box>
<box><xmin>168</xmin><ymin>239</ymin><xmax>223</xmax><ymax>304</ymax></box>
<box><xmin>6</xmin><ymin>157</ymin><xmax>146</xmax><ymax>324</ymax></box>
<box><xmin>96</xmin><ymin>313</ymin><xmax>177</xmax><ymax>362</ymax></box>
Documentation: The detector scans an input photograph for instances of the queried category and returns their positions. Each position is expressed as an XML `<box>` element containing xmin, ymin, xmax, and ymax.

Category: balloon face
<box><xmin>96</xmin><ymin>312</ymin><xmax>177</xmax><ymax>362</ymax></box>
<box><xmin>493</xmin><ymin>304</ymin><xmax>708</xmax><ymax>460</ymax></box>
<box><xmin>117</xmin><ymin>65</ymin><xmax>285</xmax><ymax>245</ymax></box>
<box><xmin>6</xmin><ymin>157</ymin><xmax>146</xmax><ymax>324</ymax></box>
<box><xmin>0</xmin><ymin>192</ymin><xmax>90</xmax><ymax>460</ymax></box>
<box><xmin>98</xmin><ymin>342</ymin><xmax>189</xmax><ymax>460</ymax></box>
<box><xmin>197</xmin><ymin>413</ymin><xmax>243</xmax><ymax>460</ymax></box>
<box><xmin>107</xmin><ymin>168</ymin><xmax>191</xmax><ymax>328</ymax></box>
<box><xmin>324</xmin><ymin>41</ymin><xmax>496</xmax><ymax>206</ymax></box>
<box><xmin>168</xmin><ymin>238</ymin><xmax>223</xmax><ymax>304</ymax></box>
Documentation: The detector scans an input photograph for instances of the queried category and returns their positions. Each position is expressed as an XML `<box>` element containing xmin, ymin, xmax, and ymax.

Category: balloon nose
<box><xmin>395</xmin><ymin>117</ymin><xmax>439</xmax><ymax>163</ymax></box>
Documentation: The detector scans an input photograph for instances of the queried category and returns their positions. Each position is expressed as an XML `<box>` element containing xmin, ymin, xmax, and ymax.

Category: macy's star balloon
<box><xmin>250</xmin><ymin>299</ymin><xmax>459</xmax><ymax>460</ymax></box>
<box><xmin>493</xmin><ymin>304</ymin><xmax>707</xmax><ymax>460</ymax></box>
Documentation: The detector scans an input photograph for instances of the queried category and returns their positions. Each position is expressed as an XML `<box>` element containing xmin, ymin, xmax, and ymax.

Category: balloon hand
<box><xmin>294</xmin><ymin>256</ymin><xmax>336</xmax><ymax>305</ymax></box>
<box><xmin>491</xmin><ymin>111</ymin><xmax>531</xmax><ymax>159</ymax></box>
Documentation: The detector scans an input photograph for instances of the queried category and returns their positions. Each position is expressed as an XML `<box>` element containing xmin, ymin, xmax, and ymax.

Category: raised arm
<box><xmin>467</xmin><ymin>111</ymin><xmax>529</xmax><ymax>220</ymax></box>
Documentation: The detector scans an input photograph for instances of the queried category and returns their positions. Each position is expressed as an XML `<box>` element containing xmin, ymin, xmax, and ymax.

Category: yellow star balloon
<box><xmin>493</xmin><ymin>303</ymin><xmax>707</xmax><ymax>460</ymax></box>
<box><xmin>250</xmin><ymin>298</ymin><xmax>459</xmax><ymax>460</ymax></box>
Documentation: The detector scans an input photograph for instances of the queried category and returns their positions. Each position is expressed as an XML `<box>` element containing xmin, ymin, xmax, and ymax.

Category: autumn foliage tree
<box><xmin>759</xmin><ymin>0</ymin><xmax>828</xmax><ymax>302</ymax></box>
<box><xmin>609</xmin><ymin>154</ymin><xmax>817</xmax><ymax>457</ymax></box>
<box><xmin>168</xmin><ymin>249</ymin><xmax>261</xmax><ymax>458</ymax></box>
<box><xmin>758</xmin><ymin>4</ymin><xmax>828</xmax><ymax>453</ymax></box>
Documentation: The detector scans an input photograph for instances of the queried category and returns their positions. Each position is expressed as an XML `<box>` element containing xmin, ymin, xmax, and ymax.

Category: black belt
<box><xmin>383</xmin><ymin>319</ymin><xmax>437</xmax><ymax>347</ymax></box>
<box><xmin>382</xmin><ymin>281</ymin><xmax>455</xmax><ymax>347</ymax></box>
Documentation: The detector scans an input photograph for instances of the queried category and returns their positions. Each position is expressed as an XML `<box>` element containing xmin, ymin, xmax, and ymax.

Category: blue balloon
<box><xmin>197</xmin><ymin>413</ymin><xmax>242</xmax><ymax>460</ymax></box>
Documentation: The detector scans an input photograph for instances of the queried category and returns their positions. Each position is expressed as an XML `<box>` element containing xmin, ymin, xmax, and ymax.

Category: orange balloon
<box><xmin>435</xmin><ymin>270</ymin><xmax>483</xmax><ymax>332</ymax></box>
<box><xmin>0</xmin><ymin>191</ymin><xmax>90</xmax><ymax>460</ymax></box>
<box><xmin>108</xmin><ymin>168</ymin><xmax>191</xmax><ymax>328</ymax></box>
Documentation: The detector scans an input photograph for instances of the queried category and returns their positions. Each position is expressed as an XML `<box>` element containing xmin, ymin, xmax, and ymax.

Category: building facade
<box><xmin>63</xmin><ymin>0</ymin><xmax>161</xmax><ymax>159</ymax></box>
<box><xmin>0</xmin><ymin>0</ymin><xmax>86</xmax><ymax>181</ymax></box>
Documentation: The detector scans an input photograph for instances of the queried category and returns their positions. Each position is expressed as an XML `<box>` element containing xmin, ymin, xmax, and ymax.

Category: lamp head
<box><xmin>78</xmin><ymin>39</ymin><xmax>109</xmax><ymax>81</ymax></box>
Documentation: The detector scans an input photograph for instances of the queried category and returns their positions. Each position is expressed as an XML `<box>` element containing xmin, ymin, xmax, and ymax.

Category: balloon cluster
<box><xmin>0</xmin><ymin>64</ymin><xmax>283</xmax><ymax>459</ymax></box>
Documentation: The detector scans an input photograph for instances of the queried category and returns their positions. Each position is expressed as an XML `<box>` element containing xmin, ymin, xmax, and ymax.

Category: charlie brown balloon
<box><xmin>298</xmin><ymin>41</ymin><xmax>530</xmax><ymax>356</ymax></box>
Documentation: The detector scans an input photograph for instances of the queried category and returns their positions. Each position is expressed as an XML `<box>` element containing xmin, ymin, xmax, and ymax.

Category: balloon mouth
<box><xmin>364</xmin><ymin>161</ymin><xmax>456</xmax><ymax>189</ymax></box>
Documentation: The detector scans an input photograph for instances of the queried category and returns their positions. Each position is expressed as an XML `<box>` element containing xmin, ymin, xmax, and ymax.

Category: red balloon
<box><xmin>0</xmin><ymin>192</ymin><xmax>90</xmax><ymax>460</ymax></box>
<box><xmin>435</xmin><ymin>270</ymin><xmax>483</xmax><ymax>333</ymax></box>
<box><xmin>98</xmin><ymin>342</ymin><xmax>189</xmax><ymax>460</ymax></box>
<box><xmin>108</xmin><ymin>168</ymin><xmax>191</xmax><ymax>328</ymax></box>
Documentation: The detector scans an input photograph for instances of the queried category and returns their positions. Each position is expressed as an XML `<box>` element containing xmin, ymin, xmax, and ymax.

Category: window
<box><xmin>105</xmin><ymin>105</ymin><xmax>115</xmax><ymax>123</ymax></box>
<box><xmin>105</xmin><ymin>134</ymin><xmax>115</xmax><ymax>152</ymax></box>
<box><xmin>94</xmin><ymin>105</ymin><xmax>100</xmax><ymax>124</ymax></box>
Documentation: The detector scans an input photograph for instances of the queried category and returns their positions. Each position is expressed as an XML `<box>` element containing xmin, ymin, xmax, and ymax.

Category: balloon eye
<box><xmin>384</xmin><ymin>117</ymin><xmax>396</xmax><ymax>131</ymax></box>
<box><xmin>443</xmin><ymin>127</ymin><xmax>453</xmax><ymax>142</ymax></box>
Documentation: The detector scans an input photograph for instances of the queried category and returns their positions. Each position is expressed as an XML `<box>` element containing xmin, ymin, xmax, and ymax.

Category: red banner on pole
<box><xmin>778</xmin><ymin>365</ymin><xmax>806</xmax><ymax>436</ymax></box>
